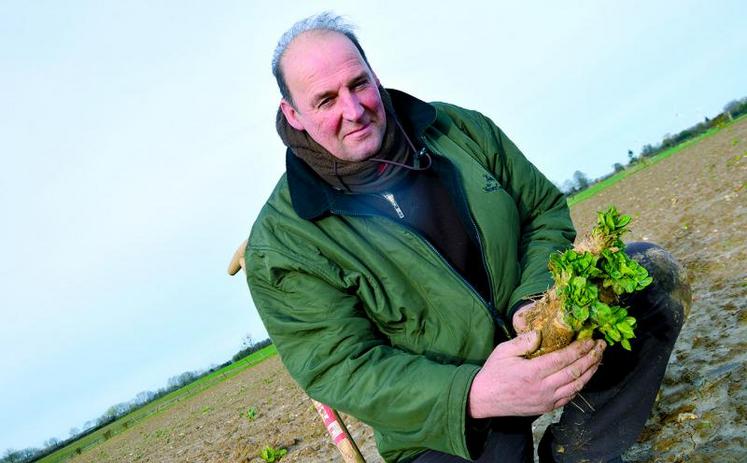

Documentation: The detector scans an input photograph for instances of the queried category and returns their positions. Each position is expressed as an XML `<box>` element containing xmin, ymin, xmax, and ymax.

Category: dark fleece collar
<box><xmin>286</xmin><ymin>89</ymin><xmax>437</xmax><ymax>220</ymax></box>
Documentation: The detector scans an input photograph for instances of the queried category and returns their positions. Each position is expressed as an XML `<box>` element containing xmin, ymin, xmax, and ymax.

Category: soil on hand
<box><xmin>70</xmin><ymin>119</ymin><xmax>747</xmax><ymax>462</ymax></box>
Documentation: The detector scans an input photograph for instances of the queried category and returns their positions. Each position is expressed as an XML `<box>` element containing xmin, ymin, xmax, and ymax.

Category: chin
<box><xmin>352</xmin><ymin>138</ymin><xmax>384</xmax><ymax>161</ymax></box>
<box><xmin>341</xmin><ymin>151</ymin><xmax>376</xmax><ymax>162</ymax></box>
<box><xmin>354</xmin><ymin>149</ymin><xmax>381</xmax><ymax>162</ymax></box>
<box><xmin>334</xmin><ymin>148</ymin><xmax>373</xmax><ymax>163</ymax></box>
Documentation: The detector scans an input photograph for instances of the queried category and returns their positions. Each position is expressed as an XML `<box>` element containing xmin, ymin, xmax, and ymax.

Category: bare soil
<box><xmin>70</xmin><ymin>119</ymin><xmax>746</xmax><ymax>463</ymax></box>
<box><xmin>562</xmin><ymin>119</ymin><xmax>747</xmax><ymax>463</ymax></box>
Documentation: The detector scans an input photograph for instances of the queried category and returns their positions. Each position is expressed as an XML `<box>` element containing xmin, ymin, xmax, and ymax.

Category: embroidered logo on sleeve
<box><xmin>483</xmin><ymin>174</ymin><xmax>499</xmax><ymax>192</ymax></box>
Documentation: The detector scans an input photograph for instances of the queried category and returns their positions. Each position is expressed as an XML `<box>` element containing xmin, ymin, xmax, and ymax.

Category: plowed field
<box><xmin>69</xmin><ymin>118</ymin><xmax>747</xmax><ymax>463</ymax></box>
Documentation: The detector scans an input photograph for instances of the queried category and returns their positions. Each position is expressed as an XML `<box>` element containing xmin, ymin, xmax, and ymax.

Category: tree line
<box><xmin>6</xmin><ymin>94</ymin><xmax>747</xmax><ymax>463</ymax></box>
<box><xmin>2</xmin><ymin>336</ymin><xmax>272</xmax><ymax>463</ymax></box>
<box><xmin>559</xmin><ymin>96</ymin><xmax>747</xmax><ymax>195</ymax></box>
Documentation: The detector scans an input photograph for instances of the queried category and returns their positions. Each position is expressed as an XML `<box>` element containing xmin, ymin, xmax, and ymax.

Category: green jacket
<box><xmin>245</xmin><ymin>90</ymin><xmax>575</xmax><ymax>462</ymax></box>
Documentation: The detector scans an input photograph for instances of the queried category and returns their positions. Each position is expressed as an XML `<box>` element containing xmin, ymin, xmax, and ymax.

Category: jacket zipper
<box><xmin>419</xmin><ymin>139</ymin><xmax>512</xmax><ymax>339</ymax></box>
<box><xmin>332</xmin><ymin>206</ymin><xmax>502</xmax><ymax>334</ymax></box>
<box><xmin>380</xmin><ymin>192</ymin><xmax>405</xmax><ymax>219</ymax></box>
<box><xmin>396</xmin><ymin>219</ymin><xmax>503</xmax><ymax>332</ymax></box>
<box><xmin>336</xmin><ymin>177</ymin><xmax>511</xmax><ymax>339</ymax></box>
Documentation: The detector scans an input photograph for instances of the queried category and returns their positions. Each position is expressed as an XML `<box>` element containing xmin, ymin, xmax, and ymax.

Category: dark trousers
<box><xmin>412</xmin><ymin>243</ymin><xmax>690</xmax><ymax>463</ymax></box>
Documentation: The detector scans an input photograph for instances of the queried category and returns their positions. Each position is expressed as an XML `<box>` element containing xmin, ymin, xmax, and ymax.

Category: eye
<box><xmin>317</xmin><ymin>97</ymin><xmax>334</xmax><ymax>109</ymax></box>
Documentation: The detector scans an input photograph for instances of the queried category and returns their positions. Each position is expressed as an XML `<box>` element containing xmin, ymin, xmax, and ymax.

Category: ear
<box><xmin>280</xmin><ymin>99</ymin><xmax>305</xmax><ymax>131</ymax></box>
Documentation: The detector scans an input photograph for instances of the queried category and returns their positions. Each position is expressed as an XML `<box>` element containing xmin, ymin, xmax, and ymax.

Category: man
<box><xmin>243</xmin><ymin>13</ymin><xmax>688</xmax><ymax>463</ymax></box>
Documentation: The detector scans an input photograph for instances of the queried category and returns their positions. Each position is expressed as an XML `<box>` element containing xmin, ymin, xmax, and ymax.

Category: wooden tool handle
<box><xmin>227</xmin><ymin>243</ymin><xmax>366</xmax><ymax>461</ymax></box>
<box><xmin>311</xmin><ymin>400</ymin><xmax>366</xmax><ymax>463</ymax></box>
<box><xmin>227</xmin><ymin>239</ymin><xmax>248</xmax><ymax>275</ymax></box>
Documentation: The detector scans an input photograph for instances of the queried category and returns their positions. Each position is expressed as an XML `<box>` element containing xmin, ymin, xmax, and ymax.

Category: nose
<box><xmin>340</xmin><ymin>90</ymin><xmax>365</xmax><ymax>121</ymax></box>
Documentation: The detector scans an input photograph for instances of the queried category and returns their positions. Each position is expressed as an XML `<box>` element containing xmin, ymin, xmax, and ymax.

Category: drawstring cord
<box><xmin>370</xmin><ymin>117</ymin><xmax>432</xmax><ymax>171</ymax></box>
<box><xmin>370</xmin><ymin>149</ymin><xmax>432</xmax><ymax>171</ymax></box>
<box><xmin>332</xmin><ymin>117</ymin><xmax>432</xmax><ymax>192</ymax></box>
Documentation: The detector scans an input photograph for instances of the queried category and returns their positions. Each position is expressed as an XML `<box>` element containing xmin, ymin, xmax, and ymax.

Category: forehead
<box><xmin>281</xmin><ymin>31</ymin><xmax>371</xmax><ymax>100</ymax></box>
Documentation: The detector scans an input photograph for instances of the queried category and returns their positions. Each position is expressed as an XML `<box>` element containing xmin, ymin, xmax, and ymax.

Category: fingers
<box><xmin>553</xmin><ymin>395</ymin><xmax>575</xmax><ymax>409</ymax></box>
<box><xmin>546</xmin><ymin>340</ymin><xmax>605</xmax><ymax>400</ymax></box>
<box><xmin>512</xmin><ymin>302</ymin><xmax>534</xmax><ymax>333</ymax></box>
<box><xmin>554</xmin><ymin>360</ymin><xmax>600</xmax><ymax>402</ymax></box>
<box><xmin>545</xmin><ymin>340</ymin><xmax>605</xmax><ymax>386</ymax></box>
<box><xmin>496</xmin><ymin>330</ymin><xmax>541</xmax><ymax>357</ymax></box>
<box><xmin>532</xmin><ymin>338</ymin><xmax>598</xmax><ymax>375</ymax></box>
<box><xmin>512</xmin><ymin>313</ymin><xmax>527</xmax><ymax>333</ymax></box>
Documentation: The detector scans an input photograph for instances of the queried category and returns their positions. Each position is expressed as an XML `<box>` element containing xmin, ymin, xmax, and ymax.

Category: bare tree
<box><xmin>43</xmin><ymin>438</ymin><xmax>60</xmax><ymax>448</ymax></box>
<box><xmin>135</xmin><ymin>390</ymin><xmax>156</xmax><ymax>405</ymax></box>
<box><xmin>641</xmin><ymin>144</ymin><xmax>656</xmax><ymax>157</ymax></box>
<box><xmin>561</xmin><ymin>179</ymin><xmax>576</xmax><ymax>195</ymax></box>
<box><xmin>572</xmin><ymin>170</ymin><xmax>590</xmax><ymax>191</ymax></box>
<box><xmin>2</xmin><ymin>449</ymin><xmax>21</xmax><ymax>463</ymax></box>
<box><xmin>242</xmin><ymin>334</ymin><xmax>255</xmax><ymax>349</ymax></box>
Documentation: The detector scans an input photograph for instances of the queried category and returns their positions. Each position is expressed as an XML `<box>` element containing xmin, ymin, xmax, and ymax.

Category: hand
<box><xmin>468</xmin><ymin>331</ymin><xmax>606</xmax><ymax>418</ymax></box>
<box><xmin>512</xmin><ymin>301</ymin><xmax>535</xmax><ymax>333</ymax></box>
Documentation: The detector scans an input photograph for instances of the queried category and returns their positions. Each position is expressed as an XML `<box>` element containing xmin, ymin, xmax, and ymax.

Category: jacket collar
<box><xmin>286</xmin><ymin>89</ymin><xmax>437</xmax><ymax>221</ymax></box>
<box><xmin>387</xmin><ymin>88</ymin><xmax>438</xmax><ymax>137</ymax></box>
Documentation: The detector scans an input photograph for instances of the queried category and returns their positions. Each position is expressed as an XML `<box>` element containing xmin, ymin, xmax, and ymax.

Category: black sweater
<box><xmin>357</xmin><ymin>161</ymin><xmax>492</xmax><ymax>303</ymax></box>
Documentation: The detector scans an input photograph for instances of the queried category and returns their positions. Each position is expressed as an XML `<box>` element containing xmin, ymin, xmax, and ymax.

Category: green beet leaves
<box><xmin>548</xmin><ymin>207</ymin><xmax>651</xmax><ymax>350</ymax></box>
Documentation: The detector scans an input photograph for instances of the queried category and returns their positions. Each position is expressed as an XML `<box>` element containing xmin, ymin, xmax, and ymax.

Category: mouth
<box><xmin>344</xmin><ymin>122</ymin><xmax>372</xmax><ymax>139</ymax></box>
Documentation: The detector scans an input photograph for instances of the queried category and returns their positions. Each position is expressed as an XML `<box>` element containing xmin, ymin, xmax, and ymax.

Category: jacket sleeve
<box><xmin>476</xmin><ymin>114</ymin><xmax>577</xmax><ymax>320</ymax></box>
<box><xmin>245</xmin><ymin>244</ymin><xmax>482</xmax><ymax>461</ymax></box>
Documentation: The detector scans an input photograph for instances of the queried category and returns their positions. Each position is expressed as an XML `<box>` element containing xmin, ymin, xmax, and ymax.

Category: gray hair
<box><xmin>271</xmin><ymin>12</ymin><xmax>371</xmax><ymax>105</ymax></box>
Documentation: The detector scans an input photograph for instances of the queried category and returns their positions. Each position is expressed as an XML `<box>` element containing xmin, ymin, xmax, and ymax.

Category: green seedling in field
<box><xmin>259</xmin><ymin>445</ymin><xmax>287</xmax><ymax>462</ymax></box>
<box><xmin>245</xmin><ymin>407</ymin><xmax>258</xmax><ymax>421</ymax></box>
<box><xmin>519</xmin><ymin>207</ymin><xmax>652</xmax><ymax>356</ymax></box>
<box><xmin>726</xmin><ymin>153</ymin><xmax>746</xmax><ymax>168</ymax></box>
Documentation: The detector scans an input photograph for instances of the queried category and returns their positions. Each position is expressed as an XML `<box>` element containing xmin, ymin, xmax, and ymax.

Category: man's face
<box><xmin>279</xmin><ymin>31</ymin><xmax>386</xmax><ymax>162</ymax></box>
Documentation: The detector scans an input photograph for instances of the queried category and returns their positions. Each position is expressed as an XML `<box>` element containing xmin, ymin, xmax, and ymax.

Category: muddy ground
<box><xmin>70</xmin><ymin>119</ymin><xmax>746</xmax><ymax>463</ymax></box>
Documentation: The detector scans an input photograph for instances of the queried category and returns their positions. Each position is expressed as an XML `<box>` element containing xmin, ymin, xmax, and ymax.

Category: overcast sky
<box><xmin>1</xmin><ymin>0</ymin><xmax>745</xmax><ymax>453</ymax></box>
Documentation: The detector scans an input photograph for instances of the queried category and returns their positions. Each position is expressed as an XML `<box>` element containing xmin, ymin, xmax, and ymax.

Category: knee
<box><xmin>624</xmin><ymin>242</ymin><xmax>691</xmax><ymax>330</ymax></box>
